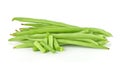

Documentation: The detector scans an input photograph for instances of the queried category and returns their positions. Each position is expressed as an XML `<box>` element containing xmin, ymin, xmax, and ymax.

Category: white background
<box><xmin>0</xmin><ymin>0</ymin><xmax>120</xmax><ymax>67</ymax></box>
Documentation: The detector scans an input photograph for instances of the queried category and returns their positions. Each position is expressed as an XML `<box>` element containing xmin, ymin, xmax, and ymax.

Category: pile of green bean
<box><xmin>9</xmin><ymin>17</ymin><xmax>112</xmax><ymax>53</ymax></box>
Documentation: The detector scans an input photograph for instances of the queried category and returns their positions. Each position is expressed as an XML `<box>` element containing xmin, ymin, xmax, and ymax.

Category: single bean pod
<box><xmin>13</xmin><ymin>42</ymin><xmax>34</xmax><ymax>48</ymax></box>
<box><xmin>40</xmin><ymin>41</ymin><xmax>56</xmax><ymax>53</ymax></box>
<box><xmin>97</xmin><ymin>41</ymin><xmax>109</xmax><ymax>45</ymax></box>
<box><xmin>19</xmin><ymin>26</ymin><xmax>64</xmax><ymax>32</ymax></box>
<box><xmin>54</xmin><ymin>38</ymin><xmax>64</xmax><ymax>51</ymax></box>
<box><xmin>21</xmin><ymin>23</ymin><xmax>52</xmax><ymax>27</ymax></box>
<box><xmin>12</xmin><ymin>17</ymin><xmax>77</xmax><ymax>27</ymax></box>
<box><xmin>76</xmin><ymin>39</ymin><xmax>99</xmax><ymax>45</ymax></box>
<box><xmin>12</xmin><ymin>27</ymin><xmax>82</xmax><ymax>36</ymax></box>
<box><xmin>33</xmin><ymin>41</ymin><xmax>47</xmax><ymax>53</ymax></box>
<box><xmin>57</xmin><ymin>39</ymin><xmax>109</xmax><ymax>49</ymax></box>
<box><xmin>53</xmin><ymin>33</ymin><xmax>106</xmax><ymax>41</ymax></box>
<box><xmin>83</xmin><ymin>28</ymin><xmax>112</xmax><ymax>37</ymax></box>
<box><xmin>48</xmin><ymin>34</ymin><xmax>54</xmax><ymax>48</ymax></box>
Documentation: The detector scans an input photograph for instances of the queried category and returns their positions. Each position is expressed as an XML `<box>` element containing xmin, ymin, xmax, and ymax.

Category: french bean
<box><xmin>12</xmin><ymin>17</ymin><xmax>77</xmax><ymax>27</ymax></box>
<box><xmin>40</xmin><ymin>41</ymin><xmax>55</xmax><ymax>53</ymax></box>
<box><xmin>21</xmin><ymin>23</ymin><xmax>52</xmax><ymax>27</ymax></box>
<box><xmin>48</xmin><ymin>34</ymin><xmax>54</xmax><ymax>48</ymax></box>
<box><xmin>14</xmin><ymin>43</ymin><xmax>34</xmax><ymax>48</ymax></box>
<box><xmin>12</xmin><ymin>27</ymin><xmax>82</xmax><ymax>36</ymax></box>
<box><xmin>98</xmin><ymin>41</ymin><xmax>108</xmax><ymax>45</ymax></box>
<box><xmin>33</xmin><ymin>41</ymin><xmax>47</xmax><ymax>53</ymax></box>
<box><xmin>54</xmin><ymin>38</ymin><xmax>64</xmax><ymax>51</ymax></box>
<box><xmin>83</xmin><ymin>28</ymin><xmax>112</xmax><ymax>37</ymax></box>
<box><xmin>19</xmin><ymin>26</ymin><xmax>64</xmax><ymax>32</ymax></box>
<box><xmin>57</xmin><ymin>39</ymin><xmax>109</xmax><ymax>49</ymax></box>
<box><xmin>76</xmin><ymin>39</ymin><xmax>99</xmax><ymax>45</ymax></box>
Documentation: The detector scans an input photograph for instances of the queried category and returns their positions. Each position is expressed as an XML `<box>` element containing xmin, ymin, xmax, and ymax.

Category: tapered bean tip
<box><xmin>19</xmin><ymin>28</ymin><xmax>23</xmax><ymax>30</ymax></box>
<box><xmin>106</xmin><ymin>47</ymin><xmax>110</xmax><ymax>50</ymax></box>
<box><xmin>10</xmin><ymin>34</ymin><xmax>14</xmax><ymax>36</ymax></box>
<box><xmin>13</xmin><ymin>46</ymin><xmax>17</xmax><ymax>48</ymax></box>
<box><xmin>21</xmin><ymin>23</ymin><xmax>24</xmax><ymax>25</ymax></box>
<box><xmin>109</xmin><ymin>34</ymin><xmax>112</xmax><ymax>37</ymax></box>
<box><xmin>101</xmin><ymin>46</ymin><xmax>110</xmax><ymax>50</ymax></box>
<box><xmin>8</xmin><ymin>38</ymin><xmax>12</xmax><ymax>41</ymax></box>
<box><xmin>12</xmin><ymin>18</ymin><xmax>15</xmax><ymax>21</ymax></box>
<box><xmin>10</xmin><ymin>33</ymin><xmax>15</xmax><ymax>36</ymax></box>
<box><xmin>15</xmin><ymin>30</ymin><xmax>19</xmax><ymax>32</ymax></box>
<box><xmin>12</xmin><ymin>17</ymin><xmax>21</xmax><ymax>21</ymax></box>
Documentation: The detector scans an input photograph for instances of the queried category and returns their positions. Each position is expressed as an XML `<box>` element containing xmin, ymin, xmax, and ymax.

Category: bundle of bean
<box><xmin>9</xmin><ymin>17</ymin><xmax>112</xmax><ymax>53</ymax></box>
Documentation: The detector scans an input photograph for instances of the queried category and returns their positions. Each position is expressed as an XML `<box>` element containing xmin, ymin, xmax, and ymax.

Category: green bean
<box><xmin>31</xmin><ymin>33</ymin><xmax>106</xmax><ymax>41</ymax></box>
<box><xmin>77</xmin><ymin>29</ymin><xmax>89</xmax><ymax>33</ymax></box>
<box><xmin>32</xmin><ymin>38</ymin><xmax>48</xmax><ymax>52</ymax></box>
<box><xmin>33</xmin><ymin>41</ymin><xmax>47</xmax><ymax>53</ymax></box>
<box><xmin>42</xmin><ymin>38</ymin><xmax>48</xmax><ymax>44</ymax></box>
<box><xmin>21</xmin><ymin>23</ymin><xmax>56</xmax><ymax>28</ymax></box>
<box><xmin>22</xmin><ymin>23</ymin><xmax>47</xmax><ymax>27</ymax></box>
<box><xmin>98</xmin><ymin>41</ymin><xmax>108</xmax><ymax>45</ymax></box>
<box><xmin>57</xmin><ymin>39</ymin><xmax>109</xmax><ymax>49</ymax></box>
<box><xmin>54</xmin><ymin>38</ymin><xmax>64</xmax><ymax>51</ymax></box>
<box><xmin>53</xmin><ymin>33</ymin><xmax>106</xmax><ymax>41</ymax></box>
<box><xmin>83</xmin><ymin>28</ymin><xmax>112</xmax><ymax>37</ymax></box>
<box><xmin>40</xmin><ymin>41</ymin><xmax>55</xmax><ymax>53</ymax></box>
<box><xmin>76</xmin><ymin>39</ymin><xmax>99</xmax><ymax>45</ymax></box>
<box><xmin>48</xmin><ymin>34</ymin><xmax>54</xmax><ymax>48</ymax></box>
<box><xmin>14</xmin><ymin>43</ymin><xmax>34</xmax><ymax>48</ymax></box>
<box><xmin>19</xmin><ymin>28</ymin><xmax>33</xmax><ymax>31</ymax></box>
<box><xmin>12</xmin><ymin>17</ymin><xmax>77</xmax><ymax>27</ymax></box>
<box><xmin>12</xmin><ymin>27</ymin><xmax>82</xmax><ymax>36</ymax></box>
<box><xmin>19</xmin><ymin>26</ymin><xmax>64</xmax><ymax>32</ymax></box>
<box><xmin>8</xmin><ymin>36</ymin><xmax>30</xmax><ymax>41</ymax></box>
